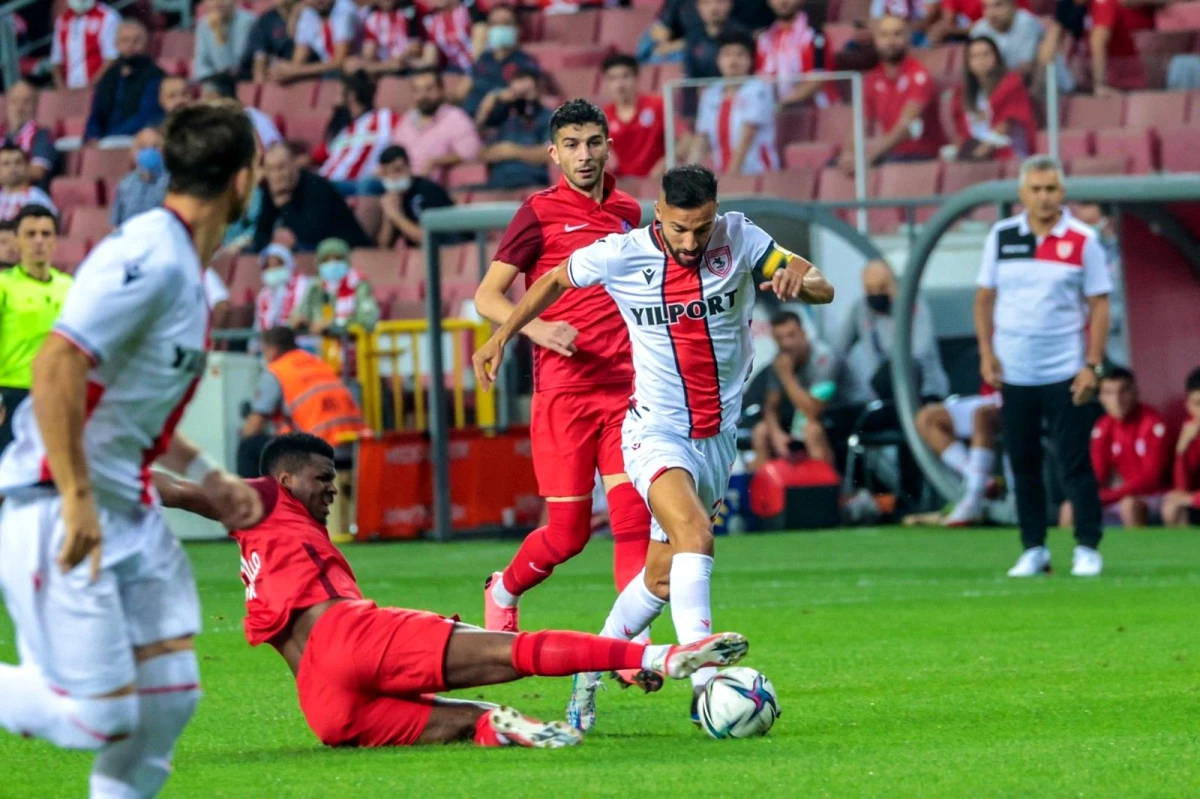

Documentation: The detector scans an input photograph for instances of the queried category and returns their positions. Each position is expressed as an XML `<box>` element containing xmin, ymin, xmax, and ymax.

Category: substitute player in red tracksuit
<box><xmin>474</xmin><ymin>99</ymin><xmax>651</xmax><ymax>639</ymax></box>
<box><xmin>162</xmin><ymin>432</ymin><xmax>748</xmax><ymax>749</ymax></box>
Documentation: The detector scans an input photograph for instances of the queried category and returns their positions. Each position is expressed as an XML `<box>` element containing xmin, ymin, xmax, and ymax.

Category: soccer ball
<box><xmin>697</xmin><ymin>667</ymin><xmax>780</xmax><ymax>739</ymax></box>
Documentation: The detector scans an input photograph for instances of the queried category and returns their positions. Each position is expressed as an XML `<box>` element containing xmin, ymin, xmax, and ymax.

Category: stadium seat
<box><xmin>1124</xmin><ymin>91</ymin><xmax>1189</xmax><ymax>130</ymax></box>
<box><xmin>776</xmin><ymin>107</ymin><xmax>814</xmax><ymax>147</ymax></box>
<box><xmin>236</xmin><ymin>81</ymin><xmax>261</xmax><ymax>109</ymax></box>
<box><xmin>521</xmin><ymin>43</ymin><xmax>611</xmax><ymax>70</ymax></box>
<box><xmin>1093</xmin><ymin>129</ymin><xmax>1156</xmax><ymax>174</ymax></box>
<box><xmin>1036</xmin><ymin>130</ymin><xmax>1092</xmax><ymax>161</ymax></box>
<box><xmin>912</xmin><ymin>45</ymin><xmax>960</xmax><ymax>80</ymax></box>
<box><xmin>942</xmin><ymin>160</ymin><xmax>1004</xmax><ymax>222</ymax></box>
<box><xmin>79</xmin><ymin>147</ymin><xmax>131</xmax><ymax>183</ymax></box>
<box><xmin>376</xmin><ymin>76</ymin><xmax>413</xmax><ymax>112</ymax></box>
<box><xmin>760</xmin><ymin>168</ymin><xmax>818</xmax><ymax>202</ymax></box>
<box><xmin>817</xmin><ymin>166</ymin><xmax>875</xmax><ymax>224</ymax></box>
<box><xmin>1064</xmin><ymin>95</ymin><xmax>1124</xmax><ymax>130</ymax></box>
<box><xmin>35</xmin><ymin>88</ymin><xmax>91</xmax><ymax>130</ymax></box>
<box><xmin>553</xmin><ymin>68</ymin><xmax>598</xmax><ymax>102</ymax></box>
<box><xmin>67</xmin><ymin>206</ymin><xmax>112</xmax><ymax>246</ymax></box>
<box><xmin>60</xmin><ymin>115</ymin><xmax>87</xmax><ymax>139</ymax></box>
<box><xmin>784</xmin><ymin>141</ymin><xmax>838</xmax><ymax>169</ymax></box>
<box><xmin>313</xmin><ymin>79</ymin><xmax>344</xmax><ymax>112</ymax></box>
<box><xmin>229</xmin><ymin>254</ymin><xmax>262</xmax><ymax>304</ymax></box>
<box><xmin>597</xmin><ymin>7</ymin><xmax>658</xmax><ymax>47</ymax></box>
<box><xmin>51</xmin><ymin>239</ymin><xmax>90</xmax><ymax>274</ymax></box>
<box><xmin>446</xmin><ymin>163</ymin><xmax>489</xmax><ymax>188</ymax></box>
<box><xmin>822</xmin><ymin>23</ymin><xmax>856</xmax><ymax>57</ymax></box>
<box><xmin>872</xmin><ymin>161</ymin><xmax>941</xmax><ymax>230</ymax></box>
<box><xmin>280</xmin><ymin>111</ymin><xmax>328</xmax><ymax>151</ymax></box>
<box><xmin>1134</xmin><ymin>31</ymin><xmax>1195</xmax><ymax>88</ymax></box>
<box><xmin>636</xmin><ymin>64</ymin><xmax>660</xmax><ymax>95</ymax></box>
<box><xmin>259</xmin><ymin>81</ymin><xmax>318</xmax><ymax>120</ymax></box>
<box><xmin>157</xmin><ymin>57</ymin><xmax>187</xmax><ymax>77</ymax></box>
<box><xmin>1158</xmin><ymin>126</ymin><xmax>1200</xmax><ymax>172</ymax></box>
<box><xmin>813</xmin><ymin>104</ymin><xmax>853</xmax><ymax>145</ymax></box>
<box><xmin>1067</xmin><ymin>156</ymin><xmax>1128</xmax><ymax>176</ymax></box>
<box><xmin>159</xmin><ymin>29</ymin><xmax>196</xmax><ymax>64</ymax></box>
<box><xmin>541</xmin><ymin>9</ymin><xmax>600</xmax><ymax>44</ymax></box>
<box><xmin>656</xmin><ymin>61</ymin><xmax>684</xmax><ymax>91</ymax></box>
<box><xmin>721</xmin><ymin>174</ymin><xmax>760</xmax><ymax>195</ymax></box>
<box><xmin>351</xmin><ymin>248</ymin><xmax>406</xmax><ymax>293</ymax></box>
<box><xmin>352</xmin><ymin>196</ymin><xmax>383</xmax><ymax>240</ymax></box>
<box><xmin>50</xmin><ymin>177</ymin><xmax>101</xmax><ymax>209</ymax></box>
<box><xmin>1155</xmin><ymin>1</ymin><xmax>1200</xmax><ymax>31</ymax></box>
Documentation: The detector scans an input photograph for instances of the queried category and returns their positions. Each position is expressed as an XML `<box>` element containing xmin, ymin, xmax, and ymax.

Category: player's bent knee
<box><xmin>56</xmin><ymin>693</ymin><xmax>140</xmax><ymax>751</ymax></box>
<box><xmin>669</xmin><ymin>516</ymin><xmax>713</xmax><ymax>555</ymax></box>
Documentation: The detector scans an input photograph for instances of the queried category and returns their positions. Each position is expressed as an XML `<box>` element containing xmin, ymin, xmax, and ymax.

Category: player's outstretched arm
<box><xmin>157</xmin><ymin>434</ymin><xmax>264</xmax><ymax>530</ymax></box>
<box><xmin>152</xmin><ymin>470</ymin><xmax>222</xmax><ymax>522</ymax></box>
<box><xmin>759</xmin><ymin>256</ymin><xmax>834</xmax><ymax>305</ymax></box>
<box><xmin>473</xmin><ymin>262</ymin><xmax>575</xmax><ymax>391</ymax></box>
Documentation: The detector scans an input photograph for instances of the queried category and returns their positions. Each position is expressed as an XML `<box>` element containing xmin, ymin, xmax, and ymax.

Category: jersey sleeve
<box><xmin>492</xmin><ymin>202</ymin><xmax>544</xmax><ymax>273</ymax></box>
<box><xmin>203</xmin><ymin>268</ymin><xmax>230</xmax><ymax>308</ymax></box>
<box><xmin>294</xmin><ymin>8</ymin><xmax>319</xmax><ymax>51</ymax></box>
<box><xmin>333</xmin><ymin>6</ymin><xmax>357</xmax><ymax>43</ymax></box>
<box><xmin>1081</xmin><ymin>234</ymin><xmax>1113</xmax><ymax>297</ymax></box>
<box><xmin>53</xmin><ymin>237</ymin><xmax>174</xmax><ymax>366</ymax></box>
<box><xmin>100</xmin><ymin>10</ymin><xmax>120</xmax><ymax>60</ymax></box>
<box><xmin>249</xmin><ymin>371</ymin><xmax>284</xmax><ymax>415</ymax></box>
<box><xmin>905</xmin><ymin>66</ymin><xmax>936</xmax><ymax>109</ymax></box>
<box><xmin>696</xmin><ymin>87</ymin><xmax>719</xmax><ymax>141</ymax></box>
<box><xmin>566</xmin><ymin>236</ymin><xmax>614</xmax><ymax>288</ymax></box>
<box><xmin>743</xmin><ymin>81</ymin><xmax>776</xmax><ymax>128</ymax></box>
<box><xmin>976</xmin><ymin>226</ymin><xmax>1000</xmax><ymax>288</ymax></box>
<box><xmin>50</xmin><ymin>17</ymin><xmax>64</xmax><ymax>65</ymax></box>
<box><xmin>734</xmin><ymin>215</ymin><xmax>793</xmax><ymax>278</ymax></box>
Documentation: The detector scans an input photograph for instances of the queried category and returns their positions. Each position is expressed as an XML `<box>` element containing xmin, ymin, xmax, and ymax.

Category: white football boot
<box><xmin>1071</xmin><ymin>546</ymin><xmax>1103</xmax><ymax>577</ymax></box>
<box><xmin>1007</xmin><ymin>546</ymin><xmax>1052</xmax><ymax>577</ymax></box>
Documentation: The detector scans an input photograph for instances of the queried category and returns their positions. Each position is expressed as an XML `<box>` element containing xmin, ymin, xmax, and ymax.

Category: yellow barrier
<box><xmin>351</xmin><ymin>319</ymin><xmax>495</xmax><ymax>433</ymax></box>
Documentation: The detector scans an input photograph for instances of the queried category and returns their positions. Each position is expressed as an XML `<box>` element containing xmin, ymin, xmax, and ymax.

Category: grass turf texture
<box><xmin>3</xmin><ymin>526</ymin><xmax>1199</xmax><ymax>798</ymax></box>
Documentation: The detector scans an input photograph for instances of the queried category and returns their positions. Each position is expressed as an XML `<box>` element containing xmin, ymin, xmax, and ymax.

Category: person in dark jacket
<box><xmin>84</xmin><ymin>19</ymin><xmax>164</xmax><ymax>141</ymax></box>
<box><xmin>252</xmin><ymin>142</ymin><xmax>370</xmax><ymax>253</ymax></box>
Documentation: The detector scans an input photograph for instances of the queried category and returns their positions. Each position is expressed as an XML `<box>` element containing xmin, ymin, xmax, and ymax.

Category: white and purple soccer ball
<box><xmin>697</xmin><ymin>667</ymin><xmax>780</xmax><ymax>739</ymax></box>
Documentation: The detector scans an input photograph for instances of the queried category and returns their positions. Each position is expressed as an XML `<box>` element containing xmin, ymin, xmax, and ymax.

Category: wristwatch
<box><xmin>1087</xmin><ymin>362</ymin><xmax>1106</xmax><ymax>378</ymax></box>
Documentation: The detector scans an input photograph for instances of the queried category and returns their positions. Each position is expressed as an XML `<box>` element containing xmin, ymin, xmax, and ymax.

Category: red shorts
<box><xmin>530</xmin><ymin>384</ymin><xmax>629</xmax><ymax>498</ymax></box>
<box><xmin>296</xmin><ymin>599</ymin><xmax>456</xmax><ymax>747</ymax></box>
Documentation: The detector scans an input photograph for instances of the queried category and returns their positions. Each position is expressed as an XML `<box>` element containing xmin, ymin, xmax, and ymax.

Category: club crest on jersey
<box><xmin>1056</xmin><ymin>240</ymin><xmax>1074</xmax><ymax>260</ymax></box>
<box><xmin>705</xmin><ymin>246</ymin><xmax>733</xmax><ymax>277</ymax></box>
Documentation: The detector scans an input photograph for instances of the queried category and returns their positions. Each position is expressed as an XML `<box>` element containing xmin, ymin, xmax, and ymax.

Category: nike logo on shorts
<box><xmin>564</xmin><ymin>223</ymin><xmax>589</xmax><ymax>232</ymax></box>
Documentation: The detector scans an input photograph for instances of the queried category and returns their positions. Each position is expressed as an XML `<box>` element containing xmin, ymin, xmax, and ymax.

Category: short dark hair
<box><xmin>261</xmin><ymin>326</ymin><xmax>298</xmax><ymax>353</ymax></box>
<box><xmin>602</xmin><ymin>53</ymin><xmax>639</xmax><ymax>75</ymax></box>
<box><xmin>1185</xmin><ymin>367</ymin><xmax>1200</xmax><ymax>394</ymax></box>
<box><xmin>260</xmin><ymin>432</ymin><xmax>335</xmax><ymax>477</ymax></box>
<box><xmin>661</xmin><ymin>164</ymin><xmax>718</xmax><ymax>209</ymax></box>
<box><xmin>488</xmin><ymin>2</ymin><xmax>517</xmax><ymax>20</ymax></box>
<box><xmin>0</xmin><ymin>219</ymin><xmax>15</xmax><ymax>234</ymax></box>
<box><xmin>0</xmin><ymin>142</ymin><xmax>28</xmax><ymax>161</ymax></box>
<box><xmin>549</xmin><ymin>98</ymin><xmax>609</xmax><ymax>140</ymax></box>
<box><xmin>1102</xmin><ymin>366</ymin><xmax>1135</xmax><ymax>384</ymax></box>
<box><xmin>716</xmin><ymin>29</ymin><xmax>756</xmax><ymax>62</ymax></box>
<box><xmin>410</xmin><ymin>65</ymin><xmax>444</xmax><ymax>88</ymax></box>
<box><xmin>379</xmin><ymin>145</ymin><xmax>410</xmax><ymax>166</ymax></box>
<box><xmin>770</xmin><ymin>310</ymin><xmax>803</xmax><ymax>328</ymax></box>
<box><xmin>342</xmin><ymin>69</ymin><xmax>376</xmax><ymax>111</ymax></box>
<box><xmin>13</xmin><ymin>203</ymin><xmax>59</xmax><ymax>234</ymax></box>
<box><xmin>202</xmin><ymin>73</ymin><xmax>238</xmax><ymax>100</ymax></box>
<box><xmin>163</xmin><ymin>103</ymin><xmax>256</xmax><ymax>200</ymax></box>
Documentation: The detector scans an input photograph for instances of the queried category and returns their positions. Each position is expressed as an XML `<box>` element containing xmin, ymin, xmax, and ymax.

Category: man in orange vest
<box><xmin>240</xmin><ymin>326</ymin><xmax>368</xmax><ymax>535</ymax></box>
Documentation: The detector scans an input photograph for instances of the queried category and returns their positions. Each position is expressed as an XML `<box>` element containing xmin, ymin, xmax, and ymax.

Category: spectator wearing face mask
<box><xmin>84</xmin><ymin>19</ymin><xmax>165</xmax><ymax>142</ymax></box>
<box><xmin>460</xmin><ymin>4</ymin><xmax>539</xmax><ymax>117</ymax></box>
<box><xmin>375</xmin><ymin>145</ymin><xmax>467</xmax><ymax>248</ymax></box>
<box><xmin>391</xmin><ymin>67</ymin><xmax>482</xmax><ymax>180</ymax></box>
<box><xmin>194</xmin><ymin>0</ymin><xmax>257</xmax><ymax>82</ymax></box>
<box><xmin>476</xmin><ymin>69</ymin><xmax>552</xmax><ymax>190</ymax></box>
<box><xmin>255</xmin><ymin>243</ymin><xmax>313</xmax><ymax>332</ymax></box>
<box><xmin>110</xmin><ymin>126</ymin><xmax>168</xmax><ymax>227</ymax></box>
<box><xmin>51</xmin><ymin>0</ymin><xmax>120</xmax><ymax>89</ymax></box>
<box><xmin>293</xmin><ymin>237</ymin><xmax>380</xmax><ymax>335</ymax></box>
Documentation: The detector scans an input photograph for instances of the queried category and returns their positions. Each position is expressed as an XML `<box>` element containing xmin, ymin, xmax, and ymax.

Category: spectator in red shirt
<box><xmin>950</xmin><ymin>36</ymin><xmax>1037</xmax><ymax>161</ymax></box>
<box><xmin>1087</xmin><ymin>0</ymin><xmax>1145</xmax><ymax>93</ymax></box>
<box><xmin>928</xmin><ymin>0</ymin><xmax>984</xmax><ymax>44</ymax></box>
<box><xmin>601</xmin><ymin>54</ymin><xmax>667</xmax><ymax>179</ymax></box>
<box><xmin>1064</xmin><ymin>367</ymin><xmax>1172</xmax><ymax>528</ymax></box>
<box><xmin>838</xmin><ymin>14</ymin><xmax>945</xmax><ymax>173</ymax></box>
<box><xmin>1164</xmin><ymin>367</ymin><xmax>1200</xmax><ymax>526</ymax></box>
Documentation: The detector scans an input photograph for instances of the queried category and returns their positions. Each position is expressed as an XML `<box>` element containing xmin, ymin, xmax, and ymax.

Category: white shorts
<box><xmin>622</xmin><ymin>415</ymin><xmax>738</xmax><ymax>544</ymax></box>
<box><xmin>0</xmin><ymin>494</ymin><xmax>200</xmax><ymax>697</ymax></box>
<box><xmin>943</xmin><ymin>393</ymin><xmax>1003</xmax><ymax>440</ymax></box>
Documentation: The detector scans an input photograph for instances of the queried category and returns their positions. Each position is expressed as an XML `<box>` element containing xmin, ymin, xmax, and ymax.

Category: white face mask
<box><xmin>68</xmin><ymin>0</ymin><xmax>95</xmax><ymax>13</ymax></box>
<box><xmin>262</xmin><ymin>266</ymin><xmax>291</xmax><ymax>289</ymax></box>
<box><xmin>382</xmin><ymin>176</ymin><xmax>412</xmax><ymax>193</ymax></box>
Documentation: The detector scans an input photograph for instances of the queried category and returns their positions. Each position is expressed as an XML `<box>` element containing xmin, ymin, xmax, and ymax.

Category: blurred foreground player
<box><xmin>475</xmin><ymin>165</ymin><xmax>833</xmax><ymax>730</ymax></box>
<box><xmin>0</xmin><ymin>103</ymin><xmax>263</xmax><ymax>798</ymax></box>
<box><xmin>474</xmin><ymin>99</ymin><xmax>652</xmax><ymax>639</ymax></box>
<box><xmin>168</xmin><ymin>432</ymin><xmax>749</xmax><ymax>749</ymax></box>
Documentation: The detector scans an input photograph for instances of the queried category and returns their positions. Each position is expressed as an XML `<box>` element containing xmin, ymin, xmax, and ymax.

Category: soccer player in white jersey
<box><xmin>0</xmin><ymin>103</ymin><xmax>263</xmax><ymax>798</ymax></box>
<box><xmin>474</xmin><ymin>165</ymin><xmax>834</xmax><ymax>728</ymax></box>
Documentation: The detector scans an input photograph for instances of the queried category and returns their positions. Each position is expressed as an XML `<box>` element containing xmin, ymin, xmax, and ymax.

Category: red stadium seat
<box><xmin>60</xmin><ymin>115</ymin><xmax>87</xmax><ymax>139</ymax></box>
<box><xmin>159</xmin><ymin>30</ymin><xmax>196</xmax><ymax>64</ymax></box>
<box><xmin>229</xmin><ymin>254</ymin><xmax>262</xmax><ymax>304</ymax></box>
<box><xmin>656</xmin><ymin>61</ymin><xmax>684</xmax><ymax>91</ymax></box>
<box><xmin>1067</xmin><ymin>156</ymin><xmax>1128</xmax><ymax>176</ymax></box>
<box><xmin>912</xmin><ymin>45</ymin><xmax>960</xmax><ymax>80</ymax></box>
<box><xmin>1155</xmin><ymin>1</ymin><xmax>1200</xmax><ymax>31</ymax></box>
<box><xmin>313</xmin><ymin>79</ymin><xmax>344</xmax><ymax>112</ymax></box>
<box><xmin>1094</xmin><ymin>128</ymin><xmax>1156</xmax><ymax>174</ymax></box>
<box><xmin>1133</xmin><ymin>31</ymin><xmax>1195</xmax><ymax>88</ymax></box>
<box><xmin>813</xmin><ymin>104</ymin><xmax>853</xmax><ymax>144</ymax></box>
<box><xmin>784</xmin><ymin>141</ymin><xmax>838</xmax><ymax>169</ymax></box>
<box><xmin>1064</xmin><ymin>95</ymin><xmax>1124</xmax><ymax>130</ymax></box>
<box><xmin>776</xmin><ymin>107</ymin><xmax>815</xmax><ymax>146</ymax></box>
<box><xmin>237</xmin><ymin>82</ymin><xmax>261</xmax><ymax>109</ymax></box>
<box><xmin>376</xmin><ymin>76</ymin><xmax>413</xmax><ymax>112</ymax></box>
<box><xmin>351</xmin><ymin>248</ymin><xmax>406</xmax><ymax>293</ymax></box>
<box><xmin>942</xmin><ymin>160</ymin><xmax>1004</xmax><ymax>222</ymax></box>
<box><xmin>446</xmin><ymin>163</ymin><xmax>489</xmax><ymax>188</ymax></box>
<box><xmin>721</xmin><ymin>174</ymin><xmax>760</xmax><ymax>194</ymax></box>
<box><xmin>51</xmin><ymin>238</ymin><xmax>91</xmax><ymax>274</ymax></box>
<box><xmin>259</xmin><ymin>81</ymin><xmax>318</xmax><ymax>120</ymax></box>
<box><xmin>541</xmin><ymin>10</ymin><xmax>600</xmax><ymax>44</ymax></box>
<box><xmin>817</xmin><ymin>167</ymin><xmax>875</xmax><ymax>224</ymax></box>
<box><xmin>597</xmin><ymin>7</ymin><xmax>659</xmax><ymax>47</ymax></box>
<box><xmin>553</xmin><ymin>68</ymin><xmax>598</xmax><ymax>102</ymax></box>
<box><xmin>280</xmin><ymin>111</ymin><xmax>328</xmax><ymax>151</ymax></box>
<box><xmin>1158</xmin><ymin>126</ymin><xmax>1200</xmax><ymax>172</ymax></box>
<box><xmin>760</xmin><ymin>168</ymin><xmax>818</xmax><ymax>202</ymax></box>
<box><xmin>1037</xmin><ymin>130</ymin><xmax>1092</xmax><ymax>161</ymax></box>
<box><xmin>636</xmin><ymin>64</ymin><xmax>660</xmax><ymax>95</ymax></box>
<box><xmin>871</xmin><ymin>161</ymin><xmax>941</xmax><ymax>230</ymax></box>
<box><xmin>79</xmin><ymin>147</ymin><xmax>131</xmax><ymax>183</ymax></box>
<box><xmin>67</xmin><ymin>206</ymin><xmax>112</xmax><ymax>246</ymax></box>
<box><xmin>521</xmin><ymin>43</ymin><xmax>611</xmax><ymax>70</ymax></box>
<box><xmin>352</xmin><ymin>196</ymin><xmax>383</xmax><ymax>240</ymax></box>
<box><xmin>36</xmin><ymin>88</ymin><xmax>91</xmax><ymax>130</ymax></box>
<box><xmin>1124</xmin><ymin>91</ymin><xmax>1189</xmax><ymax>130</ymax></box>
<box><xmin>50</xmin><ymin>177</ymin><xmax>101</xmax><ymax>210</ymax></box>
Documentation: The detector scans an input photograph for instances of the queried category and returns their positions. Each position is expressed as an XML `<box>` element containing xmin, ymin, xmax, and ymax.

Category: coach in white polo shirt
<box><xmin>975</xmin><ymin>155</ymin><xmax>1111</xmax><ymax>578</ymax></box>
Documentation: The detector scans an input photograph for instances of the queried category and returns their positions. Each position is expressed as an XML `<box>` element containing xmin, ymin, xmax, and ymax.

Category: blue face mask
<box><xmin>487</xmin><ymin>25</ymin><xmax>518</xmax><ymax>51</ymax></box>
<box><xmin>136</xmin><ymin>147</ymin><xmax>164</xmax><ymax>177</ymax></box>
<box><xmin>319</xmin><ymin>259</ymin><xmax>349</xmax><ymax>284</ymax></box>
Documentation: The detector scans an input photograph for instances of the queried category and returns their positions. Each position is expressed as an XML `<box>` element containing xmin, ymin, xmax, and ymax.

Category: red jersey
<box><xmin>604</xmin><ymin>95</ymin><xmax>667</xmax><ymax>179</ymax></box>
<box><xmin>864</xmin><ymin>55</ymin><xmax>946</xmax><ymax>160</ymax></box>
<box><xmin>492</xmin><ymin>173</ymin><xmax>641</xmax><ymax>393</ymax></box>
<box><xmin>1090</xmin><ymin>404</ymin><xmax>1172</xmax><ymax>505</ymax></box>
<box><xmin>1088</xmin><ymin>0</ymin><xmax>1145</xmax><ymax>88</ymax></box>
<box><xmin>1174</xmin><ymin>425</ymin><xmax>1200</xmax><ymax>501</ymax></box>
<box><xmin>230</xmin><ymin>478</ymin><xmax>363</xmax><ymax>647</ymax></box>
<box><xmin>756</xmin><ymin>15</ymin><xmax>826</xmax><ymax>100</ymax></box>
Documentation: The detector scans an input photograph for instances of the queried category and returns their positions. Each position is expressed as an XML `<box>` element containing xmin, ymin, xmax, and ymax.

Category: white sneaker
<box><xmin>943</xmin><ymin>498</ymin><xmax>983</xmax><ymax>528</ymax></box>
<box><xmin>1071</xmin><ymin>546</ymin><xmax>1103</xmax><ymax>576</ymax></box>
<box><xmin>1007</xmin><ymin>546</ymin><xmax>1051</xmax><ymax>577</ymax></box>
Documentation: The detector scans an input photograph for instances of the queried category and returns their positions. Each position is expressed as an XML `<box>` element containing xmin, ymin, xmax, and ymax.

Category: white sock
<box><xmin>91</xmin><ymin>651</ymin><xmax>201</xmax><ymax>799</ymax></box>
<box><xmin>0</xmin><ymin>663</ymin><xmax>138</xmax><ymax>751</ymax></box>
<box><xmin>641</xmin><ymin>644</ymin><xmax>671</xmax><ymax>671</ymax></box>
<box><xmin>668</xmin><ymin>553</ymin><xmax>716</xmax><ymax>690</ymax></box>
<box><xmin>491</xmin><ymin>575</ymin><xmax>518</xmax><ymax>608</ymax></box>
<box><xmin>963</xmin><ymin>447</ymin><xmax>996</xmax><ymax>504</ymax></box>
<box><xmin>599</xmin><ymin>569</ymin><xmax>666</xmax><ymax>640</ymax></box>
<box><xmin>940</xmin><ymin>441</ymin><xmax>969</xmax><ymax>476</ymax></box>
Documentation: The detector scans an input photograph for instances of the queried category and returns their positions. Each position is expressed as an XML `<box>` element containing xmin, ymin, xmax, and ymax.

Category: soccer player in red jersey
<box><xmin>1164</xmin><ymin>368</ymin><xmax>1200</xmax><ymax>526</ymax></box>
<box><xmin>164</xmin><ymin>433</ymin><xmax>748</xmax><ymax>749</ymax></box>
<box><xmin>474</xmin><ymin>99</ymin><xmax>652</xmax><ymax>638</ymax></box>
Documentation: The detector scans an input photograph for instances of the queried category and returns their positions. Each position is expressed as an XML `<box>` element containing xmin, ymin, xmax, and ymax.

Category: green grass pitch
<box><xmin>3</xmin><ymin>526</ymin><xmax>1199</xmax><ymax>798</ymax></box>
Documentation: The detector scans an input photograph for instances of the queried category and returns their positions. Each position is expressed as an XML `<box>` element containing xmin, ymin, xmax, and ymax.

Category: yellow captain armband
<box><xmin>759</xmin><ymin>244</ymin><xmax>797</xmax><ymax>279</ymax></box>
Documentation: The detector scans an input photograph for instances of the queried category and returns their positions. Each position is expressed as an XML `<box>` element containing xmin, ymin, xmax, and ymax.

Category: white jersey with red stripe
<box><xmin>0</xmin><ymin>208</ymin><xmax>210</xmax><ymax>516</ymax></box>
<box><xmin>0</xmin><ymin>185</ymin><xmax>57</xmax><ymax>221</ymax></box>
<box><xmin>295</xmin><ymin>3</ymin><xmax>359</xmax><ymax>62</ymax></box>
<box><xmin>319</xmin><ymin>108</ymin><xmax>399</xmax><ymax>181</ymax></box>
<box><xmin>756</xmin><ymin>16</ymin><xmax>824</xmax><ymax>97</ymax></box>
<box><xmin>696</xmin><ymin>80</ymin><xmax>781</xmax><ymax>175</ymax></box>
<box><xmin>363</xmin><ymin>7</ymin><xmax>416</xmax><ymax>60</ymax></box>
<box><xmin>423</xmin><ymin>4</ymin><xmax>475</xmax><ymax>72</ymax></box>
<box><xmin>567</xmin><ymin>212</ymin><xmax>789</xmax><ymax>439</ymax></box>
<box><xmin>50</xmin><ymin>4</ymin><xmax>120</xmax><ymax>89</ymax></box>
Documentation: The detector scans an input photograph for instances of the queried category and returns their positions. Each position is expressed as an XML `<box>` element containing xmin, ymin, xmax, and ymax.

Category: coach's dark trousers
<box><xmin>1000</xmin><ymin>379</ymin><xmax>1103</xmax><ymax>550</ymax></box>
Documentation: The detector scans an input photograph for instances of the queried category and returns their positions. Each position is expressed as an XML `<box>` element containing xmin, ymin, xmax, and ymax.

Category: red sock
<box><xmin>607</xmin><ymin>483</ymin><xmax>651</xmax><ymax>592</ymax></box>
<box><xmin>473</xmin><ymin>711</ymin><xmax>503</xmax><ymax>747</ymax></box>
<box><xmin>501</xmin><ymin>500</ymin><xmax>592</xmax><ymax>596</ymax></box>
<box><xmin>511</xmin><ymin>630</ymin><xmax>645</xmax><ymax>677</ymax></box>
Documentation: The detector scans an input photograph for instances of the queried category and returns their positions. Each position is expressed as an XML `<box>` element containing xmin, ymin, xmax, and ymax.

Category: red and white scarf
<box><xmin>256</xmin><ymin>274</ymin><xmax>311</xmax><ymax>331</ymax></box>
<box><xmin>324</xmin><ymin>267</ymin><xmax>365</xmax><ymax>325</ymax></box>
